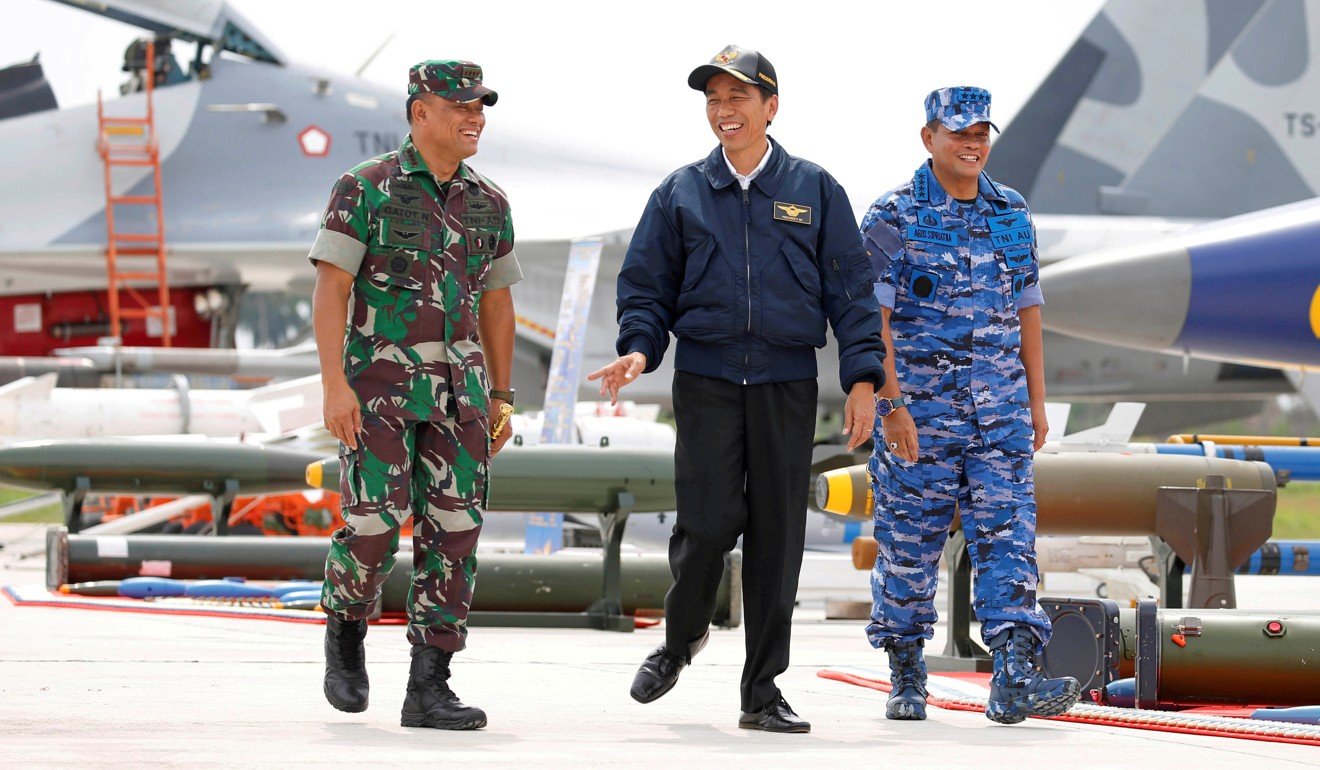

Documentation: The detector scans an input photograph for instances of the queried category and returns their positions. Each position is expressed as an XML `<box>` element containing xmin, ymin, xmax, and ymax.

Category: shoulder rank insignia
<box><xmin>774</xmin><ymin>202</ymin><xmax>812</xmax><ymax>225</ymax></box>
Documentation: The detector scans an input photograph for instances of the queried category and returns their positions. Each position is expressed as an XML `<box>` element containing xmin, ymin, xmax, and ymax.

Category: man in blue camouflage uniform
<box><xmin>860</xmin><ymin>87</ymin><xmax>1080</xmax><ymax>724</ymax></box>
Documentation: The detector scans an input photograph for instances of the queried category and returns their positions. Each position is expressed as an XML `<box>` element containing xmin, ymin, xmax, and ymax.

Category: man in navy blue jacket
<box><xmin>588</xmin><ymin>44</ymin><xmax>885</xmax><ymax>733</ymax></box>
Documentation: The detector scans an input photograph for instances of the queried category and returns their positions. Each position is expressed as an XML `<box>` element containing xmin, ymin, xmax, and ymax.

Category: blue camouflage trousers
<box><xmin>867</xmin><ymin>413</ymin><xmax>1050</xmax><ymax>649</ymax></box>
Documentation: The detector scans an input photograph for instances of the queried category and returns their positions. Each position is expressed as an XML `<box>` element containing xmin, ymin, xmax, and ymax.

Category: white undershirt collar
<box><xmin>723</xmin><ymin>140</ymin><xmax>773</xmax><ymax>191</ymax></box>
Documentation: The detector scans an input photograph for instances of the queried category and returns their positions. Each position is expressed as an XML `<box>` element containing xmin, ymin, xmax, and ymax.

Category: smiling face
<box><xmin>705</xmin><ymin>73</ymin><xmax>778</xmax><ymax>158</ymax></box>
<box><xmin>922</xmin><ymin>121</ymin><xmax>992</xmax><ymax>193</ymax></box>
<box><xmin>410</xmin><ymin>93</ymin><xmax>486</xmax><ymax>167</ymax></box>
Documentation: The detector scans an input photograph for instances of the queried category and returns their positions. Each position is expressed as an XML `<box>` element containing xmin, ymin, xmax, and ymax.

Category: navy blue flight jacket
<box><xmin>615</xmin><ymin>139</ymin><xmax>885</xmax><ymax>393</ymax></box>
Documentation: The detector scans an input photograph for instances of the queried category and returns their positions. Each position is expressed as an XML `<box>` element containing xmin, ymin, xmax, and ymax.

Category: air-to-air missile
<box><xmin>1238</xmin><ymin>540</ymin><xmax>1320</xmax><ymax>577</ymax></box>
<box><xmin>1047</xmin><ymin>432</ymin><xmax>1320</xmax><ymax>483</ymax></box>
<box><xmin>1167</xmin><ymin>434</ymin><xmax>1320</xmax><ymax>448</ymax></box>
<box><xmin>1042</xmin><ymin>598</ymin><xmax>1320</xmax><ymax>709</ymax></box>
<box><xmin>53</xmin><ymin>343</ymin><xmax>319</xmax><ymax>380</ymax></box>
<box><xmin>0</xmin><ymin>439</ymin><xmax>320</xmax><ymax>496</ymax></box>
<box><xmin>0</xmin><ymin>438</ymin><xmax>322</xmax><ymax>534</ymax></box>
<box><xmin>1036</xmin><ymin>197</ymin><xmax>1320</xmax><ymax>371</ymax></box>
<box><xmin>0</xmin><ymin>355</ymin><xmax>100</xmax><ymax>387</ymax></box>
<box><xmin>46</xmin><ymin>529</ymin><xmax>740</xmax><ymax>631</ymax></box>
<box><xmin>305</xmin><ymin>443</ymin><xmax>677</xmax><ymax>514</ymax></box>
<box><xmin>0</xmin><ymin>372</ymin><xmax>322</xmax><ymax>439</ymax></box>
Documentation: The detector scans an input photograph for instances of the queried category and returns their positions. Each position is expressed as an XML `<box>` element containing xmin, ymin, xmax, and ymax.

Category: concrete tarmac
<box><xmin>1</xmin><ymin>523</ymin><xmax>1317</xmax><ymax>768</ymax></box>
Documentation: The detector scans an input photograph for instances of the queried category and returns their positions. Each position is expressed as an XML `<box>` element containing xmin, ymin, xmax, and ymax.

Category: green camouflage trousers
<box><xmin>322</xmin><ymin>411</ymin><xmax>488</xmax><ymax>651</ymax></box>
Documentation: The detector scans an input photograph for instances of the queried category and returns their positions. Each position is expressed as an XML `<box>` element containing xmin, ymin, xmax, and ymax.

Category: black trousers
<box><xmin>665</xmin><ymin>370</ymin><xmax>817</xmax><ymax>712</ymax></box>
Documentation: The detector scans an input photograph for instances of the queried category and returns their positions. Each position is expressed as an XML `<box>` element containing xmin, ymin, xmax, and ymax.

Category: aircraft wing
<box><xmin>48</xmin><ymin>0</ymin><xmax>285</xmax><ymax>63</ymax></box>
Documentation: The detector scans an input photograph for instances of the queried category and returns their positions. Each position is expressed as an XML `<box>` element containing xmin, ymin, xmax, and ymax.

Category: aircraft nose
<box><xmin>1038</xmin><ymin>240</ymin><xmax>1192</xmax><ymax>352</ymax></box>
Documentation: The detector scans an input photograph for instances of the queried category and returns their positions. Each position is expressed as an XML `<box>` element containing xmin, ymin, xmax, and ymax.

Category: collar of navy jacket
<box><xmin>703</xmin><ymin>137</ymin><xmax>787</xmax><ymax>197</ymax></box>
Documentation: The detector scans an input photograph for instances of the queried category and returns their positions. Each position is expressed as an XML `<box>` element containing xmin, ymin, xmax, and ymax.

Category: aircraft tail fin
<box><xmin>247</xmin><ymin>374</ymin><xmax>322</xmax><ymax>436</ymax></box>
<box><xmin>1060</xmin><ymin>401</ymin><xmax>1147</xmax><ymax>447</ymax></box>
<box><xmin>990</xmin><ymin>0</ymin><xmax>1317</xmax><ymax>218</ymax></box>
<box><xmin>0</xmin><ymin>373</ymin><xmax>57</xmax><ymax>401</ymax></box>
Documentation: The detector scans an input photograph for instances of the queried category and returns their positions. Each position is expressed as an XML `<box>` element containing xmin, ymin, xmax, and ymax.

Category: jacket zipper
<box><xmin>742</xmin><ymin>186</ymin><xmax>751</xmax><ymax>381</ymax></box>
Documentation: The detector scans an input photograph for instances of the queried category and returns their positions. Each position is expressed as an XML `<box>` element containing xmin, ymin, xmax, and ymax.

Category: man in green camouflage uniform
<box><xmin>309</xmin><ymin>60</ymin><xmax>521</xmax><ymax>731</ymax></box>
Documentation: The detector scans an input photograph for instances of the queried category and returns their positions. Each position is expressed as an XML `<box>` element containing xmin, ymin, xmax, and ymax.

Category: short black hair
<box><xmin>925</xmin><ymin>119</ymin><xmax>941</xmax><ymax>133</ymax></box>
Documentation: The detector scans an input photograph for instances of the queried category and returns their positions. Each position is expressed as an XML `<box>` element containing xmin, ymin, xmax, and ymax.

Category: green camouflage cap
<box><xmin>407</xmin><ymin>60</ymin><xmax>498</xmax><ymax>105</ymax></box>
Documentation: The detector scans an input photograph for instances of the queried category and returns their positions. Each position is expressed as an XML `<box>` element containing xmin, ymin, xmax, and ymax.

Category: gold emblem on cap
<box><xmin>714</xmin><ymin>49</ymin><xmax>738</xmax><ymax>65</ymax></box>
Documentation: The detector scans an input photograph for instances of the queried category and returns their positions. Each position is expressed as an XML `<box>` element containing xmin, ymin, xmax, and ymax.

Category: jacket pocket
<box><xmin>674</xmin><ymin>236</ymin><xmax>737</xmax><ymax>339</ymax></box>
<box><xmin>761</xmin><ymin>237</ymin><xmax>826</xmax><ymax>345</ymax></box>
<box><xmin>681</xmin><ymin>235</ymin><xmax>717</xmax><ymax>292</ymax></box>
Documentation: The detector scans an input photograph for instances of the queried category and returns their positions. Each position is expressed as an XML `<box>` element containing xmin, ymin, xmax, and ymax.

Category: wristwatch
<box><xmin>876</xmin><ymin>395</ymin><xmax>908</xmax><ymax>417</ymax></box>
<box><xmin>490</xmin><ymin>388</ymin><xmax>516</xmax><ymax>405</ymax></box>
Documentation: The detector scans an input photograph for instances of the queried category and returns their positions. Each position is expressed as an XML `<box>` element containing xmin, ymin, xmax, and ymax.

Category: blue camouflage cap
<box><xmin>924</xmin><ymin>86</ymin><xmax>998</xmax><ymax>132</ymax></box>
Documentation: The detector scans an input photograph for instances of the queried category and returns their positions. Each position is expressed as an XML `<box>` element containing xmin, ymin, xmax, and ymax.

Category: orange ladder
<box><xmin>96</xmin><ymin>39</ymin><xmax>171</xmax><ymax>346</ymax></box>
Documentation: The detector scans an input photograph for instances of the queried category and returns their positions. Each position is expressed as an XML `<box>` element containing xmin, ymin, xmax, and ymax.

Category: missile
<box><xmin>1238</xmin><ymin>540</ymin><xmax>1320</xmax><ymax>576</ymax></box>
<box><xmin>1037</xmin><ymin>197</ymin><xmax>1320</xmax><ymax>370</ymax></box>
<box><xmin>0</xmin><ymin>373</ymin><xmax>323</xmax><ymax>439</ymax></box>
<box><xmin>1167</xmin><ymin>434</ymin><xmax>1320</xmax><ymax>448</ymax></box>
<box><xmin>1153</xmin><ymin>442</ymin><xmax>1320</xmax><ymax>482</ymax></box>
<box><xmin>306</xmin><ymin>443</ymin><xmax>677</xmax><ymax>514</ymax></box>
<box><xmin>53</xmin><ymin>344</ymin><xmax>318</xmax><ymax>379</ymax></box>
<box><xmin>46</xmin><ymin>530</ymin><xmax>739</xmax><ymax>624</ymax></box>
<box><xmin>0</xmin><ymin>355</ymin><xmax>100</xmax><ymax>387</ymax></box>
<box><xmin>1043</xmin><ymin>598</ymin><xmax>1320</xmax><ymax>708</ymax></box>
<box><xmin>0</xmin><ymin>439</ymin><xmax>321</xmax><ymax>496</ymax></box>
<box><xmin>815</xmin><ymin>452</ymin><xmax>1276</xmax><ymax>532</ymax></box>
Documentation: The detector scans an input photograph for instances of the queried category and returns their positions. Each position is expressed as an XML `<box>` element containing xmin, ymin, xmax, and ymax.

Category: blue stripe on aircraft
<box><xmin>1175</xmin><ymin>215</ymin><xmax>1320</xmax><ymax>366</ymax></box>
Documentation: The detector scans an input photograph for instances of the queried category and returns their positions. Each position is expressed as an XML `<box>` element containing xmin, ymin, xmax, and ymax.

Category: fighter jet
<box><xmin>1039</xmin><ymin>196</ymin><xmax>1320</xmax><ymax>375</ymax></box>
<box><xmin>3</xmin><ymin>0</ymin><xmax>1319</xmax><ymax>426</ymax></box>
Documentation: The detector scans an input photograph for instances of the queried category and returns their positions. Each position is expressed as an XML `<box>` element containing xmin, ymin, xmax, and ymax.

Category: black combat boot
<box><xmin>986</xmin><ymin>627</ymin><xmax>1081</xmax><ymax>724</ymax></box>
<box><xmin>885</xmin><ymin>639</ymin><xmax>928</xmax><ymax>720</ymax></box>
<box><xmin>323</xmin><ymin>614</ymin><xmax>369</xmax><ymax>712</ymax></box>
<box><xmin>629</xmin><ymin>631</ymin><xmax>709</xmax><ymax>704</ymax></box>
<box><xmin>400</xmin><ymin>645</ymin><xmax>487</xmax><ymax>730</ymax></box>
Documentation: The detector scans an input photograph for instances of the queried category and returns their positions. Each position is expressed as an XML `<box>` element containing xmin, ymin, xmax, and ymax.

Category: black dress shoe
<box><xmin>629</xmin><ymin>632</ymin><xmax>709</xmax><ymax>704</ymax></box>
<box><xmin>738</xmin><ymin>695</ymin><xmax>811</xmax><ymax>733</ymax></box>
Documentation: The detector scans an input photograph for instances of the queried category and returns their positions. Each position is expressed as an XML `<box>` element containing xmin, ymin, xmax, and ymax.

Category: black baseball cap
<box><xmin>687</xmin><ymin>44</ymin><xmax>778</xmax><ymax>95</ymax></box>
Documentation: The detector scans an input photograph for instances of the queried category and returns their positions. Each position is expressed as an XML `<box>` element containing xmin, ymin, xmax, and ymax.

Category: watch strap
<box><xmin>490</xmin><ymin>388</ymin><xmax>515</xmax><ymax>405</ymax></box>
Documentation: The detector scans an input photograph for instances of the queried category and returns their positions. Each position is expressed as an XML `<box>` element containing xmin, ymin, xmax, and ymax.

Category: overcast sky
<box><xmin>5</xmin><ymin>0</ymin><xmax>1104</xmax><ymax>222</ymax></box>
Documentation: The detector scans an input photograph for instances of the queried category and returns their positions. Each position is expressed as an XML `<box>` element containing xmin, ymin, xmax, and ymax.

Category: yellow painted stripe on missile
<box><xmin>105</xmin><ymin>125</ymin><xmax>145</xmax><ymax>136</ymax></box>
<box><xmin>1165</xmin><ymin>434</ymin><xmax>1318</xmax><ymax>447</ymax></box>
<box><xmin>305</xmin><ymin>460</ymin><xmax>322</xmax><ymax>489</ymax></box>
<box><xmin>821</xmin><ymin>468</ymin><xmax>851</xmax><ymax>516</ymax></box>
<box><xmin>1311</xmin><ymin>284</ymin><xmax>1320</xmax><ymax>340</ymax></box>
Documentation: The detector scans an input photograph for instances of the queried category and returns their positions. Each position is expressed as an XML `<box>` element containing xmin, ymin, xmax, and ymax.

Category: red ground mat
<box><xmin>819</xmin><ymin>666</ymin><xmax>1320</xmax><ymax>747</ymax></box>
